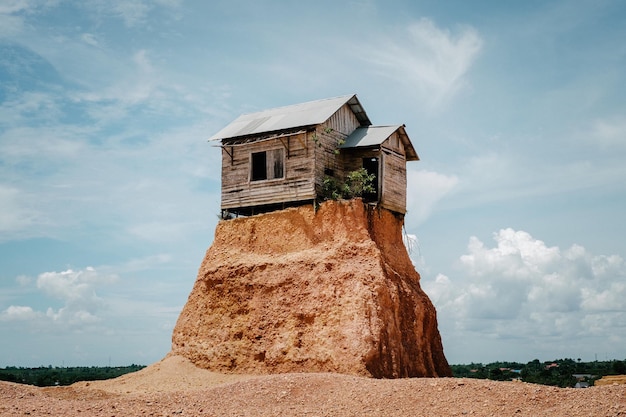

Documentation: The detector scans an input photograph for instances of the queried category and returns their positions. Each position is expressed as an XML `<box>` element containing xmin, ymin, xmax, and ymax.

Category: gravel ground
<box><xmin>2</xmin><ymin>356</ymin><xmax>625</xmax><ymax>417</ymax></box>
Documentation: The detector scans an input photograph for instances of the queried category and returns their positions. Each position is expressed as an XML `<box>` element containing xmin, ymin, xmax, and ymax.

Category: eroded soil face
<box><xmin>172</xmin><ymin>200</ymin><xmax>450</xmax><ymax>377</ymax></box>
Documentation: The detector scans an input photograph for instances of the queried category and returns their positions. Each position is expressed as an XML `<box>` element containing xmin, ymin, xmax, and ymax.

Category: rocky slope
<box><xmin>171</xmin><ymin>199</ymin><xmax>451</xmax><ymax>377</ymax></box>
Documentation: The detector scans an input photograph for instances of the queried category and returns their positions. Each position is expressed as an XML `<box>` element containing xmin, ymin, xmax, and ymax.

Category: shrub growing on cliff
<box><xmin>321</xmin><ymin>168</ymin><xmax>375</xmax><ymax>201</ymax></box>
<box><xmin>342</xmin><ymin>168</ymin><xmax>375</xmax><ymax>199</ymax></box>
<box><xmin>322</xmin><ymin>176</ymin><xmax>342</xmax><ymax>200</ymax></box>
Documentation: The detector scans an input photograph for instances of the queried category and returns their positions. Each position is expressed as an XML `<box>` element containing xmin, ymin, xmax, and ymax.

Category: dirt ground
<box><xmin>2</xmin><ymin>355</ymin><xmax>625</xmax><ymax>417</ymax></box>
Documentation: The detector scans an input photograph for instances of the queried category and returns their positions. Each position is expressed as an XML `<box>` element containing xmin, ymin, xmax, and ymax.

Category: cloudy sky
<box><xmin>1</xmin><ymin>0</ymin><xmax>625</xmax><ymax>367</ymax></box>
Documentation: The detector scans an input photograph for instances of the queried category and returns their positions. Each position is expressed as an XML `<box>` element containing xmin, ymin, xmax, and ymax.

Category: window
<box><xmin>250</xmin><ymin>149</ymin><xmax>284</xmax><ymax>181</ymax></box>
<box><xmin>251</xmin><ymin>151</ymin><xmax>267</xmax><ymax>181</ymax></box>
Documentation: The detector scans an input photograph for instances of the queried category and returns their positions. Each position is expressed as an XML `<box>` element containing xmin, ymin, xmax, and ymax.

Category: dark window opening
<box><xmin>251</xmin><ymin>149</ymin><xmax>284</xmax><ymax>182</ymax></box>
<box><xmin>362</xmin><ymin>157</ymin><xmax>379</xmax><ymax>202</ymax></box>
<box><xmin>324</xmin><ymin>168</ymin><xmax>334</xmax><ymax>177</ymax></box>
<box><xmin>251</xmin><ymin>151</ymin><xmax>267</xmax><ymax>181</ymax></box>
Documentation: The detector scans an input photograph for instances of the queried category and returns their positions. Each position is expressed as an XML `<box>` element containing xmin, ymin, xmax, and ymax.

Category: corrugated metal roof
<box><xmin>340</xmin><ymin>125</ymin><xmax>401</xmax><ymax>148</ymax></box>
<box><xmin>340</xmin><ymin>125</ymin><xmax>419</xmax><ymax>161</ymax></box>
<box><xmin>209</xmin><ymin>94</ymin><xmax>371</xmax><ymax>141</ymax></box>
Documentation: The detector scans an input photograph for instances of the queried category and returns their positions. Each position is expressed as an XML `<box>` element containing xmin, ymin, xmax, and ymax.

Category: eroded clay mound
<box><xmin>171</xmin><ymin>200</ymin><xmax>451</xmax><ymax>378</ymax></box>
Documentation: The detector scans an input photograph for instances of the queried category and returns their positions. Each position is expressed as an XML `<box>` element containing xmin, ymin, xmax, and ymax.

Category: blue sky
<box><xmin>1</xmin><ymin>0</ymin><xmax>625</xmax><ymax>367</ymax></box>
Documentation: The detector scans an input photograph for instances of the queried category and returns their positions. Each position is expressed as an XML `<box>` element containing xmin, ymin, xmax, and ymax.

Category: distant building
<box><xmin>210</xmin><ymin>95</ymin><xmax>418</xmax><ymax>217</ymax></box>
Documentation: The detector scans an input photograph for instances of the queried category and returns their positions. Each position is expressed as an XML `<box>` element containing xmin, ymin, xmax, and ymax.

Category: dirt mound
<box><xmin>171</xmin><ymin>199</ymin><xmax>450</xmax><ymax>377</ymax></box>
<box><xmin>71</xmin><ymin>354</ymin><xmax>252</xmax><ymax>394</ymax></box>
<box><xmin>596</xmin><ymin>375</ymin><xmax>626</xmax><ymax>386</ymax></box>
<box><xmin>3</xmin><ymin>358</ymin><xmax>626</xmax><ymax>417</ymax></box>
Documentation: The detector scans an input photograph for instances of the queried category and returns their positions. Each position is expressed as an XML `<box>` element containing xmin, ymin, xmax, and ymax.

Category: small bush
<box><xmin>342</xmin><ymin>168</ymin><xmax>375</xmax><ymax>199</ymax></box>
<box><xmin>321</xmin><ymin>168</ymin><xmax>375</xmax><ymax>201</ymax></box>
<box><xmin>322</xmin><ymin>176</ymin><xmax>342</xmax><ymax>200</ymax></box>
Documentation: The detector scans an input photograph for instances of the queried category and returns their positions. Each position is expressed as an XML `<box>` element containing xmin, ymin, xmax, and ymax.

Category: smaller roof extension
<box><xmin>340</xmin><ymin>125</ymin><xmax>419</xmax><ymax>161</ymax></box>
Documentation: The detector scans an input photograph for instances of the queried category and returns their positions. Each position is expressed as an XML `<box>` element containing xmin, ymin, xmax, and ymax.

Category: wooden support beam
<box><xmin>221</xmin><ymin>146</ymin><xmax>234</xmax><ymax>165</ymax></box>
<box><xmin>278</xmin><ymin>137</ymin><xmax>290</xmax><ymax>159</ymax></box>
<box><xmin>296</xmin><ymin>133</ymin><xmax>308</xmax><ymax>153</ymax></box>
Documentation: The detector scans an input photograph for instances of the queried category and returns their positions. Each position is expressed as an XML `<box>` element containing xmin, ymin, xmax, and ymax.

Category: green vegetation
<box><xmin>451</xmin><ymin>358</ymin><xmax>626</xmax><ymax>387</ymax></box>
<box><xmin>321</xmin><ymin>168</ymin><xmax>376</xmax><ymax>201</ymax></box>
<box><xmin>0</xmin><ymin>364</ymin><xmax>145</xmax><ymax>387</ymax></box>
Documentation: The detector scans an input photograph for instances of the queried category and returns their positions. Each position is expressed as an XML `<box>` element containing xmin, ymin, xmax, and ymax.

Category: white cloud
<box><xmin>83</xmin><ymin>0</ymin><xmax>182</xmax><ymax>28</ymax></box>
<box><xmin>406</xmin><ymin>168</ymin><xmax>458</xmax><ymax>225</ymax></box>
<box><xmin>0</xmin><ymin>0</ymin><xmax>59</xmax><ymax>36</ymax></box>
<box><xmin>119</xmin><ymin>253</ymin><xmax>173</xmax><ymax>272</ymax></box>
<box><xmin>0</xmin><ymin>126</ymin><xmax>88</xmax><ymax>161</ymax></box>
<box><xmin>0</xmin><ymin>0</ymin><xmax>34</xmax><ymax>14</ymax></box>
<box><xmin>0</xmin><ymin>185</ymin><xmax>40</xmax><ymax>238</ymax></box>
<box><xmin>81</xmin><ymin>33</ymin><xmax>99</xmax><ymax>47</ymax></box>
<box><xmin>2</xmin><ymin>267</ymin><xmax>119</xmax><ymax>328</ymax></box>
<box><xmin>0</xmin><ymin>305</ymin><xmax>41</xmax><ymax>321</ymax></box>
<box><xmin>364</xmin><ymin>18</ymin><xmax>483</xmax><ymax>105</ymax></box>
<box><xmin>127</xmin><ymin>221</ymin><xmax>193</xmax><ymax>243</ymax></box>
<box><xmin>0</xmin><ymin>2</ymin><xmax>26</xmax><ymax>36</ymax></box>
<box><xmin>16</xmin><ymin>275</ymin><xmax>31</xmax><ymax>286</ymax></box>
<box><xmin>589</xmin><ymin>116</ymin><xmax>626</xmax><ymax>149</ymax></box>
<box><xmin>155</xmin><ymin>0</ymin><xmax>182</xmax><ymax>6</ymax></box>
<box><xmin>0</xmin><ymin>91</ymin><xmax>62</xmax><ymax>125</ymax></box>
<box><xmin>72</xmin><ymin>49</ymin><xmax>160</xmax><ymax>107</ymax></box>
<box><xmin>112</xmin><ymin>0</ymin><xmax>150</xmax><ymax>27</ymax></box>
<box><xmin>423</xmin><ymin>228</ymin><xmax>626</xmax><ymax>359</ymax></box>
<box><xmin>444</xmin><ymin>147</ymin><xmax>626</xmax><ymax>212</ymax></box>
<box><xmin>37</xmin><ymin>267</ymin><xmax>116</xmax><ymax>302</ymax></box>
<box><xmin>0</xmin><ymin>13</ymin><xmax>23</xmax><ymax>36</ymax></box>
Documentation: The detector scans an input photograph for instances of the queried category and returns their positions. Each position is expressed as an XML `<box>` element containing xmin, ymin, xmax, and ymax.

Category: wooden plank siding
<box><xmin>380</xmin><ymin>150</ymin><xmax>407</xmax><ymax>214</ymax></box>
<box><xmin>217</xmin><ymin>102</ymin><xmax>413</xmax><ymax>215</ymax></box>
<box><xmin>324</xmin><ymin>104</ymin><xmax>362</xmax><ymax>136</ymax></box>
<box><xmin>313</xmin><ymin>104</ymin><xmax>362</xmax><ymax>194</ymax></box>
<box><xmin>380</xmin><ymin>131</ymin><xmax>408</xmax><ymax>214</ymax></box>
<box><xmin>220</xmin><ymin>132</ymin><xmax>315</xmax><ymax>211</ymax></box>
<box><xmin>340</xmin><ymin>132</ymin><xmax>408</xmax><ymax>214</ymax></box>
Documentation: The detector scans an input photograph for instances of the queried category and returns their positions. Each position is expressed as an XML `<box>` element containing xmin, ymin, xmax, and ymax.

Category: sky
<box><xmin>1</xmin><ymin>0</ymin><xmax>625</xmax><ymax>367</ymax></box>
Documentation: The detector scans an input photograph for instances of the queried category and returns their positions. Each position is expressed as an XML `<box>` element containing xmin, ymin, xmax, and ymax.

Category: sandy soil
<box><xmin>2</xmin><ymin>355</ymin><xmax>625</xmax><ymax>417</ymax></box>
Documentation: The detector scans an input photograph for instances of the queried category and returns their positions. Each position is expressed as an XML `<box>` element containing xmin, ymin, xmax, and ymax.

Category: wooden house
<box><xmin>209</xmin><ymin>94</ymin><xmax>418</xmax><ymax>217</ymax></box>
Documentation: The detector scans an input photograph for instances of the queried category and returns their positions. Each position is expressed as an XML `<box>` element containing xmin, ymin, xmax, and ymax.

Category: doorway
<box><xmin>362</xmin><ymin>157</ymin><xmax>379</xmax><ymax>202</ymax></box>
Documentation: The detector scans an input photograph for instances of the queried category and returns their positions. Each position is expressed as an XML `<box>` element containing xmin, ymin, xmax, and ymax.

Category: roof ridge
<box><xmin>237</xmin><ymin>94</ymin><xmax>356</xmax><ymax>116</ymax></box>
<box><xmin>359</xmin><ymin>124</ymin><xmax>405</xmax><ymax>128</ymax></box>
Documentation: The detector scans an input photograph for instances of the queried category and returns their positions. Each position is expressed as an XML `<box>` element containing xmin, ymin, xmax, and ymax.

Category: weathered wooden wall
<box><xmin>220</xmin><ymin>132</ymin><xmax>315</xmax><ymax>211</ymax></box>
<box><xmin>380</xmin><ymin>131</ymin><xmax>408</xmax><ymax>214</ymax></box>
<box><xmin>314</xmin><ymin>104</ymin><xmax>361</xmax><ymax>193</ymax></box>
<box><xmin>341</xmin><ymin>132</ymin><xmax>408</xmax><ymax>214</ymax></box>
<box><xmin>341</xmin><ymin>147</ymin><xmax>381</xmax><ymax>205</ymax></box>
<box><xmin>219</xmin><ymin>104</ymin><xmax>411</xmax><ymax>215</ymax></box>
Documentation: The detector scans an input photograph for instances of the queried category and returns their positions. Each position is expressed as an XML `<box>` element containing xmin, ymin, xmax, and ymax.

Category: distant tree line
<box><xmin>0</xmin><ymin>364</ymin><xmax>145</xmax><ymax>387</ymax></box>
<box><xmin>4</xmin><ymin>360</ymin><xmax>625</xmax><ymax>388</ymax></box>
<box><xmin>451</xmin><ymin>358</ymin><xmax>626</xmax><ymax>387</ymax></box>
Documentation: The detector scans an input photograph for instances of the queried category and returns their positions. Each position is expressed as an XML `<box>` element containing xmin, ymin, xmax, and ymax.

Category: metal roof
<box><xmin>340</xmin><ymin>125</ymin><xmax>419</xmax><ymax>161</ymax></box>
<box><xmin>209</xmin><ymin>94</ymin><xmax>371</xmax><ymax>141</ymax></box>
